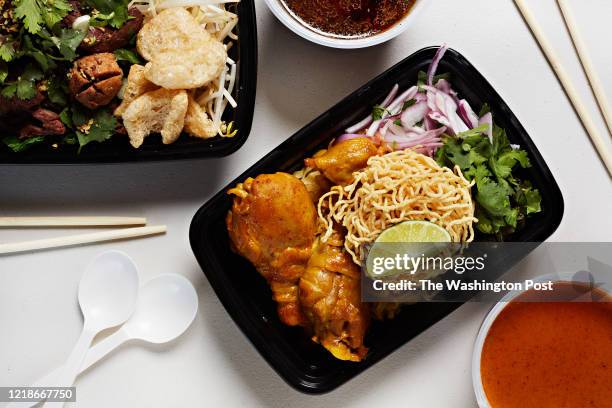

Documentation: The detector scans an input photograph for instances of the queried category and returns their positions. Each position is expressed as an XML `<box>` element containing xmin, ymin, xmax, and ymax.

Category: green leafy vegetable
<box><xmin>21</xmin><ymin>35</ymin><xmax>55</xmax><ymax>71</ymax></box>
<box><xmin>0</xmin><ymin>62</ymin><xmax>7</xmax><ymax>84</ymax></box>
<box><xmin>74</xmin><ymin>108</ymin><xmax>118</xmax><ymax>151</ymax></box>
<box><xmin>417</xmin><ymin>70</ymin><xmax>450</xmax><ymax>90</ymax></box>
<box><xmin>2</xmin><ymin>135</ymin><xmax>45</xmax><ymax>152</ymax></box>
<box><xmin>371</xmin><ymin>105</ymin><xmax>387</xmax><ymax>121</ymax></box>
<box><xmin>85</xmin><ymin>0</ymin><xmax>131</xmax><ymax>29</ymax></box>
<box><xmin>402</xmin><ymin>99</ymin><xmax>416</xmax><ymax>111</ymax></box>
<box><xmin>59</xmin><ymin>107</ymin><xmax>73</xmax><ymax>128</ymax></box>
<box><xmin>1</xmin><ymin>63</ymin><xmax>43</xmax><ymax>100</ymax></box>
<box><xmin>114</xmin><ymin>48</ymin><xmax>142</xmax><ymax>64</ymax></box>
<box><xmin>55</xmin><ymin>29</ymin><xmax>88</xmax><ymax>61</ymax></box>
<box><xmin>14</xmin><ymin>0</ymin><xmax>73</xmax><ymax>34</ymax></box>
<box><xmin>47</xmin><ymin>76</ymin><xmax>68</xmax><ymax>106</ymax></box>
<box><xmin>0</xmin><ymin>40</ymin><xmax>18</xmax><ymax>62</ymax></box>
<box><xmin>435</xmin><ymin>119</ymin><xmax>542</xmax><ymax>238</ymax></box>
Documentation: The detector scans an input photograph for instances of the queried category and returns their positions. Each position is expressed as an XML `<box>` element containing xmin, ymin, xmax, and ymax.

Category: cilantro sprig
<box><xmin>14</xmin><ymin>0</ymin><xmax>73</xmax><ymax>34</ymax></box>
<box><xmin>435</xmin><ymin>113</ymin><xmax>542</xmax><ymax>238</ymax></box>
<box><xmin>1</xmin><ymin>63</ymin><xmax>43</xmax><ymax>100</ymax></box>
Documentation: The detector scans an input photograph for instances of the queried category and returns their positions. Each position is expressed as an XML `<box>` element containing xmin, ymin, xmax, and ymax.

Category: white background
<box><xmin>1</xmin><ymin>0</ymin><xmax>612</xmax><ymax>407</ymax></box>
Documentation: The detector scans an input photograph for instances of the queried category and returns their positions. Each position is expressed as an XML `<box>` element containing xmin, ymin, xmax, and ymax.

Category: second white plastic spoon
<box><xmin>42</xmin><ymin>250</ymin><xmax>139</xmax><ymax>408</ymax></box>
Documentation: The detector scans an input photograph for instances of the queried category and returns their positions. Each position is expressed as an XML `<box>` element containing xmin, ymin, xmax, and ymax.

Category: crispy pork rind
<box><xmin>122</xmin><ymin>88</ymin><xmax>188</xmax><ymax>148</ymax></box>
<box><xmin>184</xmin><ymin>95</ymin><xmax>216</xmax><ymax>139</ymax></box>
<box><xmin>114</xmin><ymin>64</ymin><xmax>158</xmax><ymax>117</ymax></box>
<box><xmin>137</xmin><ymin>8</ymin><xmax>226</xmax><ymax>90</ymax></box>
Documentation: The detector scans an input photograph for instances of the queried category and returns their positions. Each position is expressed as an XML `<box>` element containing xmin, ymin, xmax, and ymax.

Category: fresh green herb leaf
<box><xmin>71</xmin><ymin>104</ymin><xmax>89</xmax><ymax>127</ymax></box>
<box><xmin>433</xmin><ymin>73</ymin><xmax>450</xmax><ymax>83</ymax></box>
<box><xmin>47</xmin><ymin>76</ymin><xmax>68</xmax><ymax>106</ymax></box>
<box><xmin>114</xmin><ymin>48</ymin><xmax>142</xmax><ymax>65</ymax></box>
<box><xmin>75</xmin><ymin>108</ymin><xmax>118</xmax><ymax>150</ymax></box>
<box><xmin>402</xmin><ymin>99</ymin><xmax>416</xmax><ymax>111</ymax></box>
<box><xmin>85</xmin><ymin>0</ymin><xmax>130</xmax><ymax>28</ymax></box>
<box><xmin>57</xmin><ymin>29</ymin><xmax>87</xmax><ymax>61</ymax></box>
<box><xmin>523</xmin><ymin>188</ymin><xmax>542</xmax><ymax>215</ymax></box>
<box><xmin>2</xmin><ymin>135</ymin><xmax>45</xmax><ymax>152</ymax></box>
<box><xmin>4</xmin><ymin>63</ymin><xmax>44</xmax><ymax>100</ymax></box>
<box><xmin>475</xmin><ymin>176</ymin><xmax>511</xmax><ymax>217</ymax></box>
<box><xmin>1</xmin><ymin>82</ymin><xmax>17</xmax><ymax>98</ymax></box>
<box><xmin>394</xmin><ymin>119</ymin><xmax>402</xmax><ymax>126</ymax></box>
<box><xmin>436</xmin><ymin>107</ymin><xmax>542</xmax><ymax>237</ymax></box>
<box><xmin>479</xmin><ymin>103</ymin><xmax>490</xmax><ymax>117</ymax></box>
<box><xmin>456</xmin><ymin>124</ymin><xmax>490</xmax><ymax>140</ymax></box>
<box><xmin>372</xmin><ymin>105</ymin><xmax>386</xmax><ymax>121</ymax></box>
<box><xmin>16</xmin><ymin>77</ymin><xmax>37</xmax><ymax>99</ymax></box>
<box><xmin>490</xmin><ymin>149</ymin><xmax>530</xmax><ymax>179</ymax></box>
<box><xmin>417</xmin><ymin>70</ymin><xmax>427</xmax><ymax>88</ymax></box>
<box><xmin>0</xmin><ymin>62</ymin><xmax>7</xmax><ymax>84</ymax></box>
<box><xmin>14</xmin><ymin>0</ymin><xmax>72</xmax><ymax>34</ymax></box>
<box><xmin>108</xmin><ymin>5</ymin><xmax>129</xmax><ymax>29</ymax></box>
<box><xmin>0</xmin><ymin>40</ymin><xmax>17</xmax><ymax>62</ymax></box>
<box><xmin>417</xmin><ymin>70</ymin><xmax>450</xmax><ymax>90</ymax></box>
<box><xmin>62</xmin><ymin>133</ymin><xmax>78</xmax><ymax>145</ymax></box>
<box><xmin>59</xmin><ymin>107</ymin><xmax>73</xmax><ymax>128</ymax></box>
<box><xmin>89</xmin><ymin>10</ymin><xmax>116</xmax><ymax>27</ymax></box>
<box><xmin>20</xmin><ymin>35</ymin><xmax>54</xmax><ymax>71</ymax></box>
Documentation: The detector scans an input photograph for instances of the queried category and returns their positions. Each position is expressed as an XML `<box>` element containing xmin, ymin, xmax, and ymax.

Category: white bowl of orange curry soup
<box><xmin>472</xmin><ymin>274</ymin><xmax>611</xmax><ymax>408</ymax></box>
<box><xmin>263</xmin><ymin>0</ymin><xmax>427</xmax><ymax>49</ymax></box>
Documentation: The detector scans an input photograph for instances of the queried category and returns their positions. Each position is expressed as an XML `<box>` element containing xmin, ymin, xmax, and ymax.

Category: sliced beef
<box><xmin>80</xmin><ymin>8</ymin><xmax>144</xmax><ymax>54</ymax></box>
<box><xmin>19</xmin><ymin>108</ymin><xmax>66</xmax><ymax>139</ymax></box>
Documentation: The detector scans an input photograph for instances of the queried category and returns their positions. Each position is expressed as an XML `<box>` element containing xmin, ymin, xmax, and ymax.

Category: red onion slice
<box><xmin>386</xmin><ymin>86</ymin><xmax>418</xmax><ymax>114</ymax></box>
<box><xmin>479</xmin><ymin>112</ymin><xmax>493</xmax><ymax>143</ymax></box>
<box><xmin>427</xmin><ymin>44</ymin><xmax>449</xmax><ymax>86</ymax></box>
<box><xmin>424</xmin><ymin>86</ymin><xmax>468</xmax><ymax>134</ymax></box>
<box><xmin>400</xmin><ymin>101</ymin><xmax>428</xmax><ymax>128</ymax></box>
<box><xmin>458</xmin><ymin>99</ymin><xmax>479</xmax><ymax>128</ymax></box>
<box><xmin>345</xmin><ymin>84</ymin><xmax>399</xmax><ymax>133</ymax></box>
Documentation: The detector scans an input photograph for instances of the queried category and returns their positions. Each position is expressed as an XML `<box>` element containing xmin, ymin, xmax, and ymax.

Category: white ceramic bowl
<box><xmin>263</xmin><ymin>0</ymin><xmax>427</xmax><ymax>49</ymax></box>
<box><xmin>471</xmin><ymin>273</ymin><xmax>612</xmax><ymax>408</ymax></box>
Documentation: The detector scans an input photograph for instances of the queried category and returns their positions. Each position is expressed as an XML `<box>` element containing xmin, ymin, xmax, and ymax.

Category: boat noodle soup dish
<box><xmin>0</xmin><ymin>0</ymin><xmax>239</xmax><ymax>153</ymax></box>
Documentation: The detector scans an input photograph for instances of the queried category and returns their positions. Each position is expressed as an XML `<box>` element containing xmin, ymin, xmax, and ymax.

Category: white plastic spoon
<box><xmin>11</xmin><ymin>274</ymin><xmax>198</xmax><ymax>408</ymax></box>
<box><xmin>42</xmin><ymin>251</ymin><xmax>139</xmax><ymax>408</ymax></box>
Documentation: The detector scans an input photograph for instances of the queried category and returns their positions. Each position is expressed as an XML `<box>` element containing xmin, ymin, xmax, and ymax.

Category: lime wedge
<box><xmin>375</xmin><ymin>221</ymin><xmax>451</xmax><ymax>243</ymax></box>
<box><xmin>365</xmin><ymin>221</ymin><xmax>451</xmax><ymax>279</ymax></box>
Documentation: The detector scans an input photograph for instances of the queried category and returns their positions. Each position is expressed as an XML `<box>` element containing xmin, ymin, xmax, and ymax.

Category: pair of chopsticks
<box><xmin>0</xmin><ymin>217</ymin><xmax>166</xmax><ymax>255</ymax></box>
<box><xmin>514</xmin><ymin>0</ymin><xmax>612</xmax><ymax>177</ymax></box>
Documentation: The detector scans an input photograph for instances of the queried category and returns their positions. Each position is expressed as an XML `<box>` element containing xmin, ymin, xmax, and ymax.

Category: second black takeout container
<box><xmin>0</xmin><ymin>1</ymin><xmax>257</xmax><ymax>164</ymax></box>
<box><xmin>189</xmin><ymin>47</ymin><xmax>564</xmax><ymax>393</ymax></box>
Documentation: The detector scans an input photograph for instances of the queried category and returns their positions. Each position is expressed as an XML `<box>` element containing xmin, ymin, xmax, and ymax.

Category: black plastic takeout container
<box><xmin>189</xmin><ymin>47</ymin><xmax>564</xmax><ymax>394</ymax></box>
<box><xmin>0</xmin><ymin>1</ymin><xmax>257</xmax><ymax>164</ymax></box>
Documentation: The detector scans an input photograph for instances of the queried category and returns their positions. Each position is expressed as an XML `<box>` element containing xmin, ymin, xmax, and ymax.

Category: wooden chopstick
<box><xmin>557</xmin><ymin>0</ymin><xmax>612</xmax><ymax>138</ymax></box>
<box><xmin>0</xmin><ymin>226</ymin><xmax>166</xmax><ymax>255</ymax></box>
<box><xmin>513</xmin><ymin>0</ymin><xmax>612</xmax><ymax>177</ymax></box>
<box><xmin>0</xmin><ymin>216</ymin><xmax>147</xmax><ymax>228</ymax></box>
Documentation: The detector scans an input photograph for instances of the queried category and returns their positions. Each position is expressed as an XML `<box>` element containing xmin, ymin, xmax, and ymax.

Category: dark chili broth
<box><xmin>281</xmin><ymin>0</ymin><xmax>417</xmax><ymax>38</ymax></box>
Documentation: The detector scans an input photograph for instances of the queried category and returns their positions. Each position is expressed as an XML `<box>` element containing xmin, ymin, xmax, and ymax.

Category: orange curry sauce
<box><xmin>481</xmin><ymin>284</ymin><xmax>612</xmax><ymax>408</ymax></box>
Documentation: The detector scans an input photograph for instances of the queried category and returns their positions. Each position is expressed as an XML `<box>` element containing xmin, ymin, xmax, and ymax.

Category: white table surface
<box><xmin>1</xmin><ymin>0</ymin><xmax>612</xmax><ymax>407</ymax></box>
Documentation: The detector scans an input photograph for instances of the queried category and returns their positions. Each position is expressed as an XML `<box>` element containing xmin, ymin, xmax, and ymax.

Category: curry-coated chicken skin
<box><xmin>305</xmin><ymin>137</ymin><xmax>380</xmax><ymax>186</ymax></box>
<box><xmin>299</xmin><ymin>229</ymin><xmax>370</xmax><ymax>361</ymax></box>
<box><xmin>226</xmin><ymin>173</ymin><xmax>317</xmax><ymax>326</ymax></box>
